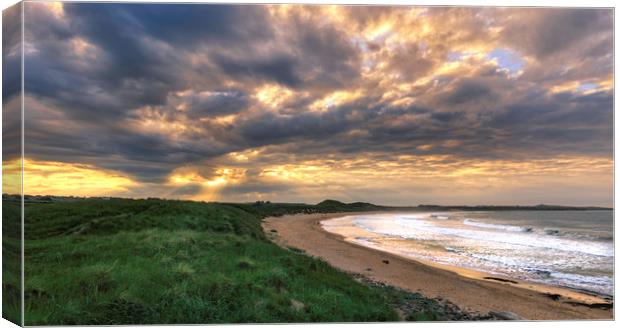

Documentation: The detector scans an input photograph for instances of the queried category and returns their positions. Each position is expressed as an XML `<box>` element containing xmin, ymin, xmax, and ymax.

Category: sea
<box><xmin>321</xmin><ymin>211</ymin><xmax>613</xmax><ymax>296</ymax></box>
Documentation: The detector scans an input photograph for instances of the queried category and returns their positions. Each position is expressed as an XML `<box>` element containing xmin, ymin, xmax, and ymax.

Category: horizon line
<box><xmin>3</xmin><ymin>194</ymin><xmax>613</xmax><ymax>209</ymax></box>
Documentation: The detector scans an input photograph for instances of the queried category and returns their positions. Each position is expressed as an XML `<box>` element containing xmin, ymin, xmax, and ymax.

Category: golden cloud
<box><xmin>167</xmin><ymin>165</ymin><xmax>247</xmax><ymax>200</ymax></box>
<box><xmin>4</xmin><ymin>158</ymin><xmax>137</xmax><ymax>196</ymax></box>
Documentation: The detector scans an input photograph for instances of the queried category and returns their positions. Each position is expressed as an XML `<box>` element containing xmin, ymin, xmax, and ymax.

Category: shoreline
<box><xmin>320</xmin><ymin>212</ymin><xmax>614</xmax><ymax>302</ymax></box>
<box><xmin>263</xmin><ymin>211</ymin><xmax>613</xmax><ymax>320</ymax></box>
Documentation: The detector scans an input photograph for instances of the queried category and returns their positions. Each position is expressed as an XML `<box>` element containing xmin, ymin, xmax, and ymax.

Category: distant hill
<box><xmin>316</xmin><ymin>199</ymin><xmax>346</xmax><ymax>207</ymax></box>
<box><xmin>316</xmin><ymin>199</ymin><xmax>385</xmax><ymax>211</ymax></box>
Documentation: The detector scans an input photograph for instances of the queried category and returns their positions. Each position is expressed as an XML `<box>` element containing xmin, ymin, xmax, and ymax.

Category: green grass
<box><xmin>2</xmin><ymin>198</ymin><xmax>21</xmax><ymax>325</ymax></box>
<box><xmin>4</xmin><ymin>197</ymin><xmax>451</xmax><ymax>324</ymax></box>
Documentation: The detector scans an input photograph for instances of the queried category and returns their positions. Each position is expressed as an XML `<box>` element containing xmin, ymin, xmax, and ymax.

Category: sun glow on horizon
<box><xmin>3</xmin><ymin>158</ymin><xmax>137</xmax><ymax>197</ymax></box>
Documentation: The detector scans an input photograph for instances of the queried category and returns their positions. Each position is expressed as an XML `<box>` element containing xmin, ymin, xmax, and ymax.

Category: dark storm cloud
<box><xmin>20</xmin><ymin>3</ymin><xmax>270</xmax><ymax>180</ymax></box>
<box><xmin>251</xmin><ymin>81</ymin><xmax>613</xmax><ymax>162</ymax></box>
<box><xmin>2</xmin><ymin>3</ymin><xmax>21</xmax><ymax>103</ymax></box>
<box><xmin>385</xmin><ymin>43</ymin><xmax>435</xmax><ymax>81</ymax></box>
<box><xmin>23</xmin><ymin>125</ymin><xmax>182</xmax><ymax>182</ymax></box>
<box><xmin>213</xmin><ymin>54</ymin><xmax>303</xmax><ymax>88</ymax></box>
<box><xmin>236</xmin><ymin>99</ymin><xmax>378</xmax><ymax>147</ymax></box>
<box><xmin>23</xmin><ymin>4</ymin><xmax>272</xmax><ymax>121</ymax></box>
<box><xmin>23</xmin><ymin>5</ymin><xmax>174</xmax><ymax>121</ymax></box>
<box><xmin>500</xmin><ymin>8</ymin><xmax>612</xmax><ymax>59</ymax></box>
<box><xmin>183</xmin><ymin>90</ymin><xmax>249</xmax><ymax>118</ymax></box>
<box><xmin>22</xmin><ymin>109</ymin><xmax>239</xmax><ymax>183</ymax></box>
<box><xmin>118</xmin><ymin>4</ymin><xmax>275</xmax><ymax>47</ymax></box>
<box><xmin>2</xmin><ymin>3</ymin><xmax>20</xmax><ymax>56</ymax></box>
<box><xmin>16</xmin><ymin>3</ymin><xmax>613</xmax><ymax>200</ymax></box>
<box><xmin>486</xmin><ymin>91</ymin><xmax>613</xmax><ymax>155</ymax></box>
<box><xmin>2</xmin><ymin>3</ymin><xmax>22</xmax><ymax>161</ymax></box>
<box><xmin>440</xmin><ymin>79</ymin><xmax>495</xmax><ymax>105</ymax></box>
<box><xmin>211</xmin><ymin>10</ymin><xmax>362</xmax><ymax>90</ymax></box>
<box><xmin>2</xmin><ymin>98</ymin><xmax>21</xmax><ymax>161</ymax></box>
<box><xmin>430</xmin><ymin>111</ymin><xmax>466</xmax><ymax>123</ymax></box>
<box><xmin>291</xmin><ymin>21</ymin><xmax>362</xmax><ymax>90</ymax></box>
<box><xmin>20</xmin><ymin>3</ymin><xmax>368</xmax><ymax>181</ymax></box>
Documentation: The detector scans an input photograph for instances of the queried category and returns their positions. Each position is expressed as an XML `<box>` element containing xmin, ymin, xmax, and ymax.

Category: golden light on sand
<box><xmin>6</xmin><ymin>158</ymin><xmax>137</xmax><ymax>196</ymax></box>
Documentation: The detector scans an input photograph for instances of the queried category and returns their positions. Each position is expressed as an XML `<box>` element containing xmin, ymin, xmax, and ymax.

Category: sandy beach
<box><xmin>263</xmin><ymin>212</ymin><xmax>613</xmax><ymax>320</ymax></box>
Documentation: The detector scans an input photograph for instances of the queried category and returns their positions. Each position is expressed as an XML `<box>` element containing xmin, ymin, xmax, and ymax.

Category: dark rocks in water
<box><xmin>483</xmin><ymin>277</ymin><xmax>518</xmax><ymax>284</ymax></box>
<box><xmin>489</xmin><ymin>311</ymin><xmax>523</xmax><ymax>320</ymax></box>
<box><xmin>544</xmin><ymin>293</ymin><xmax>561</xmax><ymax>301</ymax></box>
<box><xmin>382</xmin><ymin>260</ymin><xmax>390</xmax><ymax>264</ymax></box>
<box><xmin>545</xmin><ymin>229</ymin><xmax>561</xmax><ymax>236</ymax></box>
<box><xmin>523</xmin><ymin>227</ymin><xmax>533</xmax><ymax>233</ymax></box>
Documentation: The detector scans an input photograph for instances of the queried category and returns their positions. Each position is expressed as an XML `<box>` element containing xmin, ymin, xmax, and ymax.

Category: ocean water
<box><xmin>322</xmin><ymin>211</ymin><xmax>614</xmax><ymax>296</ymax></box>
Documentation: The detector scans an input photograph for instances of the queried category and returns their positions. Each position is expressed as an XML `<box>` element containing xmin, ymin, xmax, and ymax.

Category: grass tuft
<box><xmin>237</xmin><ymin>258</ymin><xmax>255</xmax><ymax>270</ymax></box>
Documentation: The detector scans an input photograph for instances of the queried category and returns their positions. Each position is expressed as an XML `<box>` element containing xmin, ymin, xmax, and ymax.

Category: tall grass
<box><xmin>2</xmin><ymin>200</ymin><xmax>21</xmax><ymax>325</ymax></box>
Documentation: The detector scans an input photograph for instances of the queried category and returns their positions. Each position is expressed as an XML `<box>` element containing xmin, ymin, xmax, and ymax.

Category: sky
<box><xmin>1</xmin><ymin>3</ymin><xmax>614</xmax><ymax>206</ymax></box>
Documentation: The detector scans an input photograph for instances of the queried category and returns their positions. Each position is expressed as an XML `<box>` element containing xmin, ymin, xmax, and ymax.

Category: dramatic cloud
<box><xmin>6</xmin><ymin>3</ymin><xmax>613</xmax><ymax>206</ymax></box>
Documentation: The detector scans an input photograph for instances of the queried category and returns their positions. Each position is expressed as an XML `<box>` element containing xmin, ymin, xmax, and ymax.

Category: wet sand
<box><xmin>263</xmin><ymin>212</ymin><xmax>613</xmax><ymax>320</ymax></box>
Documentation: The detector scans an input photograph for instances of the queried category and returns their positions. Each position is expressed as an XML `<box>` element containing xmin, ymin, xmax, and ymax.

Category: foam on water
<box><xmin>463</xmin><ymin>219</ymin><xmax>533</xmax><ymax>232</ymax></box>
<box><xmin>324</xmin><ymin>211</ymin><xmax>614</xmax><ymax>296</ymax></box>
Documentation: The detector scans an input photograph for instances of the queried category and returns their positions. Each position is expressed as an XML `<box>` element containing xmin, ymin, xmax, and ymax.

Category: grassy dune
<box><xmin>6</xmin><ymin>197</ymin><xmax>454</xmax><ymax>325</ymax></box>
